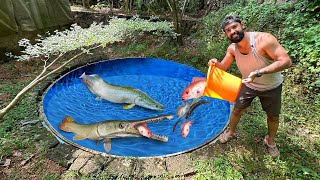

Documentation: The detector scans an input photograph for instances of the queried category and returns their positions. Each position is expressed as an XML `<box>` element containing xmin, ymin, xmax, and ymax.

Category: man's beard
<box><xmin>229</xmin><ymin>31</ymin><xmax>245</xmax><ymax>43</ymax></box>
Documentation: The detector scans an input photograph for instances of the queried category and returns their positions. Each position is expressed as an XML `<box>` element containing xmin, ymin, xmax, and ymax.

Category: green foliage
<box><xmin>279</xmin><ymin>2</ymin><xmax>320</xmax><ymax>92</ymax></box>
<box><xmin>194</xmin><ymin>155</ymin><xmax>243</xmax><ymax>179</ymax></box>
<box><xmin>70</xmin><ymin>0</ymin><xmax>205</xmax><ymax>15</ymax></box>
<box><xmin>305</xmin><ymin>0</ymin><xmax>320</xmax><ymax>13</ymax></box>
<box><xmin>198</xmin><ymin>0</ymin><xmax>319</xmax><ymax>94</ymax></box>
<box><xmin>7</xmin><ymin>17</ymin><xmax>176</xmax><ymax>61</ymax></box>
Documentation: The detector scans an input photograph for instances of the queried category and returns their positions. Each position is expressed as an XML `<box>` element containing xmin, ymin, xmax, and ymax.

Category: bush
<box><xmin>198</xmin><ymin>0</ymin><xmax>319</xmax><ymax>94</ymax></box>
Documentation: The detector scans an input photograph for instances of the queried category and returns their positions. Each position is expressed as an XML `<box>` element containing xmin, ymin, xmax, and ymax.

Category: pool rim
<box><xmin>40</xmin><ymin>57</ymin><xmax>230</xmax><ymax>159</ymax></box>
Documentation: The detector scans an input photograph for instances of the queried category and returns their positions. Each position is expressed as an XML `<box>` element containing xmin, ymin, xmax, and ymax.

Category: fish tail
<box><xmin>79</xmin><ymin>72</ymin><xmax>86</xmax><ymax>79</ymax></box>
<box><xmin>58</xmin><ymin>116</ymin><xmax>74</xmax><ymax>132</ymax></box>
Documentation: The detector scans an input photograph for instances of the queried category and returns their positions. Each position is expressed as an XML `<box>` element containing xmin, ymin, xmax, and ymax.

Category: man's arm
<box><xmin>208</xmin><ymin>44</ymin><xmax>235</xmax><ymax>71</ymax></box>
<box><xmin>259</xmin><ymin>33</ymin><xmax>292</xmax><ymax>74</ymax></box>
<box><xmin>243</xmin><ymin>33</ymin><xmax>292</xmax><ymax>83</ymax></box>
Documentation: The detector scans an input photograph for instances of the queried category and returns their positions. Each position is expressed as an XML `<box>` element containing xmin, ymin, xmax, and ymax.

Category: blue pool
<box><xmin>42</xmin><ymin>58</ymin><xmax>230</xmax><ymax>157</ymax></box>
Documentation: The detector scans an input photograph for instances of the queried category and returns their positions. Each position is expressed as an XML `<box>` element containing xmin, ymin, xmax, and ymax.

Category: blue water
<box><xmin>43</xmin><ymin>58</ymin><xmax>230</xmax><ymax>157</ymax></box>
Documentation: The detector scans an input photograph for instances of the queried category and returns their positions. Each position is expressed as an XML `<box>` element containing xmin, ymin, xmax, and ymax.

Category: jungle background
<box><xmin>0</xmin><ymin>0</ymin><xmax>319</xmax><ymax>179</ymax></box>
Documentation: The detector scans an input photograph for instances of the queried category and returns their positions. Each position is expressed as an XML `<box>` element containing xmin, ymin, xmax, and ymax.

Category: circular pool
<box><xmin>42</xmin><ymin>58</ymin><xmax>230</xmax><ymax>157</ymax></box>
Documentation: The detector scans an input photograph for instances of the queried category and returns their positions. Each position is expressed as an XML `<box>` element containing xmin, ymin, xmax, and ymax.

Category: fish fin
<box><xmin>95</xmin><ymin>96</ymin><xmax>102</xmax><ymax>100</ymax></box>
<box><xmin>58</xmin><ymin>116</ymin><xmax>74</xmax><ymax>132</ymax></box>
<box><xmin>191</xmin><ymin>77</ymin><xmax>206</xmax><ymax>83</ymax></box>
<box><xmin>73</xmin><ymin>135</ymin><xmax>87</xmax><ymax>140</ymax></box>
<box><xmin>79</xmin><ymin>72</ymin><xmax>86</xmax><ymax>78</ymax></box>
<box><xmin>103</xmin><ymin>139</ymin><xmax>112</xmax><ymax>153</ymax></box>
<box><xmin>123</xmin><ymin>104</ymin><xmax>135</xmax><ymax>109</ymax></box>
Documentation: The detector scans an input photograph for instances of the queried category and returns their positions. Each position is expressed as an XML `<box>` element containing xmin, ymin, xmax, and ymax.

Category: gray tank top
<box><xmin>235</xmin><ymin>32</ymin><xmax>283</xmax><ymax>91</ymax></box>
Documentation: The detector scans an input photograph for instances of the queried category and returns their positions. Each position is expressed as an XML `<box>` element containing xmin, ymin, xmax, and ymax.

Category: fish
<box><xmin>58</xmin><ymin>114</ymin><xmax>173</xmax><ymax>153</ymax></box>
<box><xmin>172</xmin><ymin>101</ymin><xmax>190</xmax><ymax>132</ymax></box>
<box><xmin>185</xmin><ymin>100</ymin><xmax>210</xmax><ymax>119</ymax></box>
<box><xmin>136</xmin><ymin>124</ymin><xmax>152</xmax><ymax>138</ymax></box>
<box><xmin>172</xmin><ymin>97</ymin><xmax>201</xmax><ymax>132</ymax></box>
<box><xmin>181</xmin><ymin>77</ymin><xmax>207</xmax><ymax>101</ymax></box>
<box><xmin>80</xmin><ymin>72</ymin><xmax>164</xmax><ymax>111</ymax></box>
<box><xmin>176</xmin><ymin>101</ymin><xmax>191</xmax><ymax>118</ymax></box>
<box><xmin>181</xmin><ymin>120</ymin><xmax>193</xmax><ymax>138</ymax></box>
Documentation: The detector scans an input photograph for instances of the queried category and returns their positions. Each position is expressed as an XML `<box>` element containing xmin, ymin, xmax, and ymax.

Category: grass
<box><xmin>192</xmin><ymin>81</ymin><xmax>320</xmax><ymax>179</ymax></box>
<box><xmin>1</xmin><ymin>35</ymin><xmax>319</xmax><ymax>179</ymax></box>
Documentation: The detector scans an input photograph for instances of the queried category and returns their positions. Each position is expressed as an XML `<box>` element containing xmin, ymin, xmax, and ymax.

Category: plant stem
<box><xmin>0</xmin><ymin>45</ymin><xmax>101</xmax><ymax>121</ymax></box>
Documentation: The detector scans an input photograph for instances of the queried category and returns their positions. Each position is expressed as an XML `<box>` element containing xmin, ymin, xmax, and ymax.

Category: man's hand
<box><xmin>208</xmin><ymin>58</ymin><xmax>218</xmax><ymax>66</ymax></box>
<box><xmin>242</xmin><ymin>70</ymin><xmax>260</xmax><ymax>84</ymax></box>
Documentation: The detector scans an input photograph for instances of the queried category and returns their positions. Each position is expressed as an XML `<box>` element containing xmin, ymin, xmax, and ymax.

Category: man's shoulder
<box><xmin>254</xmin><ymin>32</ymin><xmax>275</xmax><ymax>39</ymax></box>
<box><xmin>226</xmin><ymin>43</ymin><xmax>236</xmax><ymax>54</ymax></box>
<box><xmin>254</xmin><ymin>32</ymin><xmax>278</xmax><ymax>47</ymax></box>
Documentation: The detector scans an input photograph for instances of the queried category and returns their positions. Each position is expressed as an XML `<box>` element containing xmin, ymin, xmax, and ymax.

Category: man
<box><xmin>208</xmin><ymin>15</ymin><xmax>292</xmax><ymax>157</ymax></box>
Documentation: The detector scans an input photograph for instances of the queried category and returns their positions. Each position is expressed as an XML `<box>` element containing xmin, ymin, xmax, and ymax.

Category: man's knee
<box><xmin>267</xmin><ymin>114</ymin><xmax>279</xmax><ymax>122</ymax></box>
<box><xmin>232</xmin><ymin>108</ymin><xmax>245</xmax><ymax>116</ymax></box>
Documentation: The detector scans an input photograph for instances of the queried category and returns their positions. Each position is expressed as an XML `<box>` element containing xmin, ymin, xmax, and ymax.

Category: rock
<box><xmin>79</xmin><ymin>157</ymin><xmax>101</xmax><ymax>175</ymax></box>
<box><xmin>103</xmin><ymin>157</ymin><xmax>134</xmax><ymax>177</ymax></box>
<box><xmin>68</xmin><ymin>150</ymin><xmax>94</xmax><ymax>171</ymax></box>
<box><xmin>165</xmin><ymin>154</ymin><xmax>196</xmax><ymax>176</ymax></box>
<box><xmin>135</xmin><ymin>157</ymin><xmax>166</xmax><ymax>177</ymax></box>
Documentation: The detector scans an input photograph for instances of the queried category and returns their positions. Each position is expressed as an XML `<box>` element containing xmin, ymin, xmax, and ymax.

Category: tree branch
<box><xmin>0</xmin><ymin>45</ymin><xmax>101</xmax><ymax>121</ymax></box>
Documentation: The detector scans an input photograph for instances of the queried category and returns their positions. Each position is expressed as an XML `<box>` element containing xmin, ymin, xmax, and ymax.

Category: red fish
<box><xmin>136</xmin><ymin>124</ymin><xmax>152</xmax><ymax>138</ymax></box>
<box><xmin>181</xmin><ymin>77</ymin><xmax>207</xmax><ymax>101</ymax></box>
<box><xmin>181</xmin><ymin>120</ymin><xmax>193</xmax><ymax>138</ymax></box>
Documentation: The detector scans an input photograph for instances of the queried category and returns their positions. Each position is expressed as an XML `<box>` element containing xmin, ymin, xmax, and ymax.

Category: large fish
<box><xmin>181</xmin><ymin>77</ymin><xmax>207</xmax><ymax>101</ymax></box>
<box><xmin>59</xmin><ymin>114</ymin><xmax>173</xmax><ymax>153</ymax></box>
<box><xmin>80</xmin><ymin>72</ymin><xmax>164</xmax><ymax>111</ymax></box>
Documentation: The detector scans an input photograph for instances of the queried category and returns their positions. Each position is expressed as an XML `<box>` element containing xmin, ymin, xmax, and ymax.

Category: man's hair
<box><xmin>221</xmin><ymin>14</ymin><xmax>242</xmax><ymax>31</ymax></box>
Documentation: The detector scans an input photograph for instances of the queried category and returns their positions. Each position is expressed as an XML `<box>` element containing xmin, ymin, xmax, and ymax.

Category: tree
<box><xmin>0</xmin><ymin>18</ymin><xmax>176</xmax><ymax>120</ymax></box>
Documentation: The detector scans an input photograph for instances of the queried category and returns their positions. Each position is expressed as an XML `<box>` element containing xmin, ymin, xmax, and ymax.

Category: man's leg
<box><xmin>259</xmin><ymin>84</ymin><xmax>282</xmax><ymax>157</ymax></box>
<box><xmin>219</xmin><ymin>107</ymin><xmax>245</xmax><ymax>143</ymax></box>
<box><xmin>227</xmin><ymin>107</ymin><xmax>245</xmax><ymax>136</ymax></box>
<box><xmin>219</xmin><ymin>85</ymin><xmax>255</xmax><ymax>143</ymax></box>
<box><xmin>266</xmin><ymin>115</ymin><xmax>279</xmax><ymax>146</ymax></box>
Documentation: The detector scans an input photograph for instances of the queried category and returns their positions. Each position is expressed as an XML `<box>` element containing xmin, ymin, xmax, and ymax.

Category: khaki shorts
<box><xmin>235</xmin><ymin>84</ymin><xmax>282</xmax><ymax>116</ymax></box>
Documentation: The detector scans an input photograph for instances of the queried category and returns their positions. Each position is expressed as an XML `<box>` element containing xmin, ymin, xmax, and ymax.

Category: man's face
<box><xmin>223</xmin><ymin>22</ymin><xmax>245</xmax><ymax>43</ymax></box>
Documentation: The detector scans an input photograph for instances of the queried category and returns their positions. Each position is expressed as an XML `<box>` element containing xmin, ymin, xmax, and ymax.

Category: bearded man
<box><xmin>208</xmin><ymin>15</ymin><xmax>292</xmax><ymax>157</ymax></box>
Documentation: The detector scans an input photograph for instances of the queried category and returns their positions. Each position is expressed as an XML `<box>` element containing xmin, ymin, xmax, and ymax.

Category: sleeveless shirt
<box><xmin>235</xmin><ymin>32</ymin><xmax>283</xmax><ymax>91</ymax></box>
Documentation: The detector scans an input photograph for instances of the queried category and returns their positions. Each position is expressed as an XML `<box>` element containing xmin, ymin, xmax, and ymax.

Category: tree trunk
<box><xmin>167</xmin><ymin>0</ymin><xmax>183</xmax><ymax>45</ymax></box>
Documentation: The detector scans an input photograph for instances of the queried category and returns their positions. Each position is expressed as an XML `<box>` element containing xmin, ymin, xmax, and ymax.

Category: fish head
<box><xmin>176</xmin><ymin>102</ymin><xmax>190</xmax><ymax>118</ymax></box>
<box><xmin>100</xmin><ymin>115</ymin><xmax>173</xmax><ymax>142</ymax></box>
<box><xmin>136</xmin><ymin>124</ymin><xmax>152</xmax><ymax>138</ymax></box>
<box><xmin>134</xmin><ymin>93</ymin><xmax>164</xmax><ymax>111</ymax></box>
<box><xmin>181</xmin><ymin>78</ymin><xmax>206</xmax><ymax>101</ymax></box>
<box><xmin>181</xmin><ymin>82</ymin><xmax>205</xmax><ymax>101</ymax></box>
<box><xmin>80</xmin><ymin>73</ymin><xmax>104</xmax><ymax>88</ymax></box>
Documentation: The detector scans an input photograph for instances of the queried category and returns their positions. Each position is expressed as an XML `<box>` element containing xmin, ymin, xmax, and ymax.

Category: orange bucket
<box><xmin>203</xmin><ymin>65</ymin><xmax>242</xmax><ymax>102</ymax></box>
